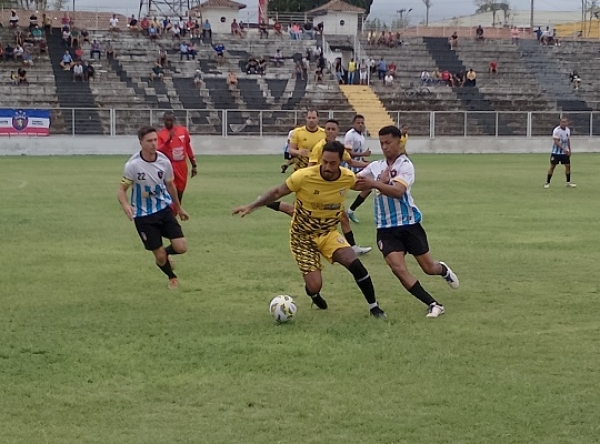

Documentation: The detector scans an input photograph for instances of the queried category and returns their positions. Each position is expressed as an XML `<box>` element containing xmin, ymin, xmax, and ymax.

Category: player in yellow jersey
<box><xmin>268</xmin><ymin>119</ymin><xmax>373</xmax><ymax>255</ymax></box>
<box><xmin>233</xmin><ymin>141</ymin><xmax>386</xmax><ymax>318</ymax></box>
<box><xmin>288</xmin><ymin>109</ymin><xmax>326</xmax><ymax>170</ymax></box>
<box><xmin>347</xmin><ymin>123</ymin><xmax>409</xmax><ymax>223</ymax></box>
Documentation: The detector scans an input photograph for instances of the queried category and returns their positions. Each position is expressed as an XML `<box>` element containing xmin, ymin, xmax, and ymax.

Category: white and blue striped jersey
<box><xmin>551</xmin><ymin>126</ymin><xmax>570</xmax><ymax>155</ymax></box>
<box><xmin>283</xmin><ymin>130</ymin><xmax>294</xmax><ymax>155</ymax></box>
<box><xmin>122</xmin><ymin>151</ymin><xmax>174</xmax><ymax>218</ymax></box>
<box><xmin>358</xmin><ymin>154</ymin><xmax>422</xmax><ymax>229</ymax></box>
<box><xmin>343</xmin><ymin>128</ymin><xmax>366</xmax><ymax>172</ymax></box>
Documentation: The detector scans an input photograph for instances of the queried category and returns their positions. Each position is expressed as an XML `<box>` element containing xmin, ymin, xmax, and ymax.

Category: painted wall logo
<box><xmin>12</xmin><ymin>110</ymin><xmax>29</xmax><ymax>132</ymax></box>
<box><xmin>0</xmin><ymin>109</ymin><xmax>50</xmax><ymax>136</ymax></box>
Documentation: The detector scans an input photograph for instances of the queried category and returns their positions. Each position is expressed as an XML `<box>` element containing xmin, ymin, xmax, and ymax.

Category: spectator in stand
<box><xmin>511</xmin><ymin>26</ymin><xmax>520</xmax><ymax>44</ymax></box>
<box><xmin>140</xmin><ymin>16</ymin><xmax>150</xmax><ymax>35</ymax></box>
<box><xmin>273</xmin><ymin>21</ymin><xmax>283</xmax><ymax>38</ymax></box>
<box><xmin>213</xmin><ymin>43</ymin><xmax>225</xmax><ymax>65</ymax></box>
<box><xmin>129</xmin><ymin>15</ymin><xmax>139</xmax><ymax>31</ymax></box>
<box><xmin>227</xmin><ymin>70</ymin><xmax>238</xmax><ymax>86</ymax></box>
<box><xmin>387</xmin><ymin>31</ymin><xmax>396</xmax><ymax>48</ymax></box>
<box><xmin>302</xmin><ymin>55</ymin><xmax>310</xmax><ymax>80</ymax></box>
<box><xmin>70</xmin><ymin>27</ymin><xmax>80</xmax><ymax>47</ymax></box>
<box><xmin>454</xmin><ymin>70</ymin><xmax>465</xmax><ymax>87</ymax></box>
<box><xmin>9</xmin><ymin>10</ymin><xmax>19</xmax><ymax>28</ymax></box>
<box><xmin>80</xmin><ymin>28</ymin><xmax>90</xmax><ymax>45</ymax></box>
<box><xmin>395</xmin><ymin>31</ymin><xmax>402</xmax><ymax>47</ymax></box>
<box><xmin>4</xmin><ymin>44</ymin><xmax>15</xmax><ymax>61</ymax></box>
<box><xmin>377</xmin><ymin>31</ymin><xmax>387</xmax><ymax>47</ymax></box>
<box><xmin>31</xmin><ymin>26</ymin><xmax>43</xmax><ymax>42</ymax></box>
<box><xmin>18</xmin><ymin>67</ymin><xmax>28</xmax><ymax>84</ymax></box>
<box><xmin>303</xmin><ymin>21</ymin><xmax>314</xmax><ymax>39</ymax></box>
<box><xmin>158</xmin><ymin>47</ymin><xmax>169</xmax><ymax>68</ymax></box>
<box><xmin>465</xmin><ymin>68</ymin><xmax>477</xmax><ymax>87</ymax></box>
<box><xmin>540</xmin><ymin>27</ymin><xmax>550</xmax><ymax>45</ymax></box>
<box><xmin>334</xmin><ymin>58</ymin><xmax>344</xmax><ymax>84</ymax></box>
<box><xmin>109</xmin><ymin>14</ymin><xmax>120</xmax><ymax>32</ymax></box>
<box><xmin>231</xmin><ymin>19</ymin><xmax>242</xmax><ymax>37</ymax></box>
<box><xmin>62</xmin><ymin>27</ymin><xmax>71</xmax><ymax>48</ymax></box>
<box><xmin>192</xmin><ymin>19</ymin><xmax>201</xmax><ymax>38</ymax></box>
<box><xmin>149</xmin><ymin>23</ymin><xmax>159</xmax><ymax>41</ymax></box>
<box><xmin>388</xmin><ymin>61</ymin><xmax>397</xmax><ymax>78</ymax></box>
<box><xmin>449</xmin><ymin>31</ymin><xmax>459</xmax><ymax>49</ymax></box>
<box><xmin>150</xmin><ymin>17</ymin><xmax>161</xmax><ymax>33</ymax></box>
<box><xmin>570</xmin><ymin>70</ymin><xmax>581</xmax><ymax>90</ymax></box>
<box><xmin>105</xmin><ymin>41</ymin><xmax>115</xmax><ymax>60</ymax></box>
<box><xmin>316</xmin><ymin>22</ymin><xmax>324</xmax><ymax>36</ymax></box>
<box><xmin>432</xmin><ymin>68</ymin><xmax>442</xmax><ymax>84</ymax></box>
<box><xmin>73</xmin><ymin>61</ymin><xmax>84</xmax><ymax>81</ymax></box>
<box><xmin>347</xmin><ymin>58</ymin><xmax>357</xmax><ymax>85</ymax></box>
<box><xmin>294</xmin><ymin>62</ymin><xmax>303</xmax><ymax>80</ymax></box>
<box><xmin>552</xmin><ymin>29</ymin><xmax>561</xmax><ymax>46</ymax></box>
<box><xmin>29</xmin><ymin>11</ymin><xmax>38</xmax><ymax>30</ymax></box>
<box><xmin>273</xmin><ymin>49</ymin><xmax>284</xmax><ymax>67</ymax></box>
<box><xmin>476</xmin><ymin>25</ymin><xmax>484</xmax><ymax>41</ymax></box>
<box><xmin>259</xmin><ymin>56</ymin><xmax>267</xmax><ymax>75</ymax></box>
<box><xmin>172</xmin><ymin>24</ymin><xmax>182</xmax><ymax>39</ymax></box>
<box><xmin>420</xmin><ymin>70</ymin><xmax>431</xmax><ymax>86</ymax></box>
<box><xmin>10</xmin><ymin>71</ymin><xmax>19</xmax><ymax>86</ymax></box>
<box><xmin>162</xmin><ymin>17</ymin><xmax>173</xmax><ymax>34</ymax></box>
<box><xmin>535</xmin><ymin>26</ymin><xmax>542</xmax><ymax>41</ymax></box>
<box><xmin>259</xmin><ymin>20</ymin><xmax>269</xmax><ymax>39</ymax></box>
<box><xmin>489</xmin><ymin>59</ymin><xmax>497</xmax><ymax>74</ymax></box>
<box><xmin>61</xmin><ymin>13</ymin><xmax>71</xmax><ymax>29</ymax></box>
<box><xmin>246</xmin><ymin>56</ymin><xmax>259</xmax><ymax>74</ymax></box>
<box><xmin>151</xmin><ymin>62</ymin><xmax>164</xmax><ymax>81</ymax></box>
<box><xmin>90</xmin><ymin>40</ymin><xmax>102</xmax><ymax>59</ymax></box>
<box><xmin>238</xmin><ymin>21</ymin><xmax>247</xmax><ymax>38</ymax></box>
<box><xmin>441</xmin><ymin>69</ymin><xmax>453</xmax><ymax>87</ymax></box>
<box><xmin>42</xmin><ymin>13</ymin><xmax>52</xmax><ymax>31</ymax></box>
<box><xmin>289</xmin><ymin>22</ymin><xmax>301</xmax><ymax>40</ymax></box>
<box><xmin>188</xmin><ymin>41</ymin><xmax>197</xmax><ymax>59</ymax></box>
<box><xmin>317</xmin><ymin>53</ymin><xmax>325</xmax><ymax>74</ymax></box>
<box><xmin>202</xmin><ymin>19</ymin><xmax>212</xmax><ymax>40</ymax></box>
<box><xmin>73</xmin><ymin>46</ymin><xmax>83</xmax><ymax>61</ymax></box>
<box><xmin>60</xmin><ymin>50</ymin><xmax>73</xmax><ymax>70</ymax></box>
<box><xmin>377</xmin><ymin>57</ymin><xmax>387</xmax><ymax>81</ymax></box>
<box><xmin>84</xmin><ymin>62</ymin><xmax>95</xmax><ymax>81</ymax></box>
<box><xmin>359</xmin><ymin>60</ymin><xmax>368</xmax><ymax>85</ymax></box>
<box><xmin>22</xmin><ymin>49</ymin><xmax>33</xmax><ymax>67</ymax></box>
<box><xmin>384</xmin><ymin>72</ymin><xmax>394</xmax><ymax>87</ymax></box>
<box><xmin>13</xmin><ymin>44</ymin><xmax>24</xmax><ymax>61</ymax></box>
<box><xmin>315</xmin><ymin>65</ymin><xmax>323</xmax><ymax>82</ymax></box>
<box><xmin>180</xmin><ymin>41</ymin><xmax>190</xmax><ymax>60</ymax></box>
<box><xmin>193</xmin><ymin>69</ymin><xmax>202</xmax><ymax>88</ymax></box>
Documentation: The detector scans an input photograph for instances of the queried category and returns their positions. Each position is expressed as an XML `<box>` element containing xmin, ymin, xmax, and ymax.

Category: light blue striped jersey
<box><xmin>122</xmin><ymin>151</ymin><xmax>174</xmax><ymax>218</ymax></box>
<box><xmin>551</xmin><ymin>125</ymin><xmax>570</xmax><ymax>155</ymax></box>
<box><xmin>343</xmin><ymin>128</ymin><xmax>366</xmax><ymax>172</ymax></box>
<box><xmin>358</xmin><ymin>155</ymin><xmax>422</xmax><ymax>229</ymax></box>
<box><xmin>283</xmin><ymin>129</ymin><xmax>294</xmax><ymax>154</ymax></box>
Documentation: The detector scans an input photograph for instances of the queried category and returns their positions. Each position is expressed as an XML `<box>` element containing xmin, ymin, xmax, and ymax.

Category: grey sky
<box><xmin>71</xmin><ymin>0</ymin><xmax>586</xmax><ymax>23</ymax></box>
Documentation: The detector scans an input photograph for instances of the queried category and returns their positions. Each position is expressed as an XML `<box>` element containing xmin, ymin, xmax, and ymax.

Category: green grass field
<box><xmin>1</xmin><ymin>153</ymin><xmax>599</xmax><ymax>444</ymax></box>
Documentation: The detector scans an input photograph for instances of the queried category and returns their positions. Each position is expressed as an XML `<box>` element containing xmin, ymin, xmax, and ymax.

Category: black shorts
<box><xmin>284</xmin><ymin>152</ymin><xmax>291</xmax><ymax>160</ymax></box>
<box><xmin>377</xmin><ymin>223</ymin><xmax>430</xmax><ymax>257</ymax></box>
<box><xmin>550</xmin><ymin>154</ymin><xmax>570</xmax><ymax>165</ymax></box>
<box><xmin>134</xmin><ymin>207</ymin><xmax>184</xmax><ymax>251</ymax></box>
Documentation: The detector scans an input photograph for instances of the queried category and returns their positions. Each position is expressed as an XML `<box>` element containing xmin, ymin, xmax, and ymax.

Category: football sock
<box><xmin>546</xmin><ymin>174</ymin><xmax>552</xmax><ymax>184</ymax></box>
<box><xmin>408</xmin><ymin>281</ymin><xmax>436</xmax><ymax>306</ymax></box>
<box><xmin>165</xmin><ymin>245</ymin><xmax>181</xmax><ymax>256</ymax></box>
<box><xmin>344</xmin><ymin>230</ymin><xmax>356</xmax><ymax>246</ymax></box>
<box><xmin>305</xmin><ymin>285</ymin><xmax>320</xmax><ymax>298</ymax></box>
<box><xmin>157</xmin><ymin>261</ymin><xmax>177</xmax><ymax>279</ymax></box>
<box><xmin>348</xmin><ymin>259</ymin><xmax>377</xmax><ymax>305</ymax></box>
<box><xmin>266</xmin><ymin>202</ymin><xmax>281</xmax><ymax>212</ymax></box>
<box><xmin>350</xmin><ymin>194</ymin><xmax>366</xmax><ymax>211</ymax></box>
<box><xmin>440</xmin><ymin>262</ymin><xmax>449</xmax><ymax>277</ymax></box>
<box><xmin>566</xmin><ymin>173</ymin><xmax>571</xmax><ymax>182</ymax></box>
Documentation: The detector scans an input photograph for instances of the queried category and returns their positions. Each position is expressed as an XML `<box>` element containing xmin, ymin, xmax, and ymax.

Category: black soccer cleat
<box><xmin>309</xmin><ymin>294</ymin><xmax>328</xmax><ymax>309</ymax></box>
<box><xmin>280</xmin><ymin>164</ymin><xmax>289</xmax><ymax>173</ymax></box>
<box><xmin>370</xmin><ymin>306</ymin><xmax>387</xmax><ymax>319</ymax></box>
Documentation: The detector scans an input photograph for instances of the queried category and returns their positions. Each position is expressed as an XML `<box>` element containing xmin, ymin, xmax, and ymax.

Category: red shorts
<box><xmin>172</xmin><ymin>164</ymin><xmax>188</xmax><ymax>192</ymax></box>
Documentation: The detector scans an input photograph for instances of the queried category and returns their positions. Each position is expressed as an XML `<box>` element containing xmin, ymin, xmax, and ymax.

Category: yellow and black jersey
<box><xmin>290</xmin><ymin>125</ymin><xmax>326</xmax><ymax>170</ymax></box>
<box><xmin>309</xmin><ymin>139</ymin><xmax>352</xmax><ymax>165</ymax></box>
<box><xmin>285</xmin><ymin>165</ymin><xmax>356</xmax><ymax>235</ymax></box>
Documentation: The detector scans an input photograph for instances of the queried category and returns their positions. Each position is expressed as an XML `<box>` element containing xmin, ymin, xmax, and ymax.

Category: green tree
<box><xmin>269</xmin><ymin>0</ymin><xmax>373</xmax><ymax>14</ymax></box>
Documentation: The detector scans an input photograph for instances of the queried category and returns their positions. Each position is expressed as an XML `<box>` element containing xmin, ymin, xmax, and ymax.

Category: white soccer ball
<box><xmin>270</xmin><ymin>295</ymin><xmax>297</xmax><ymax>323</ymax></box>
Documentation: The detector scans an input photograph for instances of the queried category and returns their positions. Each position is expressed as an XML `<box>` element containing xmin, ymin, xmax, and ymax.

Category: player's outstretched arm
<box><xmin>166</xmin><ymin>180</ymin><xmax>189</xmax><ymax>221</ymax></box>
<box><xmin>233</xmin><ymin>183</ymin><xmax>292</xmax><ymax>217</ymax></box>
<box><xmin>117</xmin><ymin>182</ymin><xmax>134</xmax><ymax>221</ymax></box>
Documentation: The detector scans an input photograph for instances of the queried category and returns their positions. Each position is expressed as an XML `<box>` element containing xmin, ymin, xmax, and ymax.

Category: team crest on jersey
<box><xmin>158</xmin><ymin>170</ymin><xmax>164</xmax><ymax>179</ymax></box>
<box><xmin>390</xmin><ymin>170</ymin><xmax>397</xmax><ymax>178</ymax></box>
<box><xmin>337</xmin><ymin>237</ymin><xmax>345</xmax><ymax>244</ymax></box>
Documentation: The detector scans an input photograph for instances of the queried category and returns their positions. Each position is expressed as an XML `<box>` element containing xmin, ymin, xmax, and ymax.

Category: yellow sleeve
<box><xmin>309</xmin><ymin>142</ymin><xmax>323</xmax><ymax>164</ymax></box>
<box><xmin>290</xmin><ymin>128</ymin><xmax>302</xmax><ymax>146</ymax></box>
<box><xmin>285</xmin><ymin>170</ymin><xmax>304</xmax><ymax>192</ymax></box>
<box><xmin>342</xmin><ymin>150</ymin><xmax>352</xmax><ymax>162</ymax></box>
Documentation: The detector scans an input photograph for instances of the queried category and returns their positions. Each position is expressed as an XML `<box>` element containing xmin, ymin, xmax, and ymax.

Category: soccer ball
<box><xmin>269</xmin><ymin>295</ymin><xmax>297</xmax><ymax>323</ymax></box>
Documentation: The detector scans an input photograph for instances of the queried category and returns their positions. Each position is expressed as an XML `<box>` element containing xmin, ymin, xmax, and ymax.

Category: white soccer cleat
<box><xmin>543</xmin><ymin>183</ymin><xmax>550</xmax><ymax>189</ymax></box>
<box><xmin>440</xmin><ymin>261</ymin><xmax>459</xmax><ymax>289</ymax></box>
<box><xmin>347</xmin><ymin>209</ymin><xmax>360</xmax><ymax>224</ymax></box>
<box><xmin>426</xmin><ymin>303</ymin><xmax>445</xmax><ymax>318</ymax></box>
<box><xmin>352</xmin><ymin>245</ymin><xmax>372</xmax><ymax>255</ymax></box>
<box><xmin>566</xmin><ymin>182</ymin><xmax>577</xmax><ymax>188</ymax></box>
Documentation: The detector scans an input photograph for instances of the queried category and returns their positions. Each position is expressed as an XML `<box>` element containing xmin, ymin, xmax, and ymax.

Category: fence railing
<box><xmin>47</xmin><ymin>109</ymin><xmax>600</xmax><ymax>138</ymax></box>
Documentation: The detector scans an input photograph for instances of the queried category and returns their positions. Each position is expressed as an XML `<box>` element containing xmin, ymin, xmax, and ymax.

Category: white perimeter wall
<box><xmin>0</xmin><ymin>136</ymin><xmax>599</xmax><ymax>156</ymax></box>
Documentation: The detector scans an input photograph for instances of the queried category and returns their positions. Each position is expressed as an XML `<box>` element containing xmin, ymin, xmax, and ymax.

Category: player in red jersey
<box><xmin>157</xmin><ymin>111</ymin><xmax>197</xmax><ymax>202</ymax></box>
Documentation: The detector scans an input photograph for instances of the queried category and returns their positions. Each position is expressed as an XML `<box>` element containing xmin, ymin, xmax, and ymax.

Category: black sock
<box><xmin>408</xmin><ymin>281</ymin><xmax>437</xmax><ymax>306</ymax></box>
<box><xmin>546</xmin><ymin>174</ymin><xmax>552</xmax><ymax>184</ymax></box>
<box><xmin>344</xmin><ymin>230</ymin><xmax>356</xmax><ymax>247</ymax></box>
<box><xmin>266</xmin><ymin>202</ymin><xmax>281</xmax><ymax>212</ymax></box>
<box><xmin>348</xmin><ymin>259</ymin><xmax>377</xmax><ymax>305</ymax></box>
<box><xmin>157</xmin><ymin>261</ymin><xmax>177</xmax><ymax>279</ymax></box>
<box><xmin>440</xmin><ymin>263</ymin><xmax>449</xmax><ymax>277</ymax></box>
<box><xmin>350</xmin><ymin>194</ymin><xmax>366</xmax><ymax>211</ymax></box>
<box><xmin>305</xmin><ymin>285</ymin><xmax>320</xmax><ymax>298</ymax></box>
<box><xmin>566</xmin><ymin>173</ymin><xmax>571</xmax><ymax>182</ymax></box>
<box><xmin>165</xmin><ymin>245</ymin><xmax>180</xmax><ymax>256</ymax></box>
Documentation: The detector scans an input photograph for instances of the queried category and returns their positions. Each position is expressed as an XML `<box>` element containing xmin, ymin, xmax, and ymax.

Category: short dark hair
<box><xmin>379</xmin><ymin>125</ymin><xmax>401</xmax><ymax>138</ymax></box>
<box><xmin>352</xmin><ymin>114</ymin><xmax>365</xmax><ymax>122</ymax></box>
<box><xmin>138</xmin><ymin>126</ymin><xmax>157</xmax><ymax>141</ymax></box>
<box><xmin>306</xmin><ymin>108</ymin><xmax>319</xmax><ymax>116</ymax></box>
<box><xmin>163</xmin><ymin>111</ymin><xmax>175</xmax><ymax>119</ymax></box>
<box><xmin>325</xmin><ymin>119</ymin><xmax>339</xmax><ymax>126</ymax></box>
<box><xmin>322</xmin><ymin>141</ymin><xmax>345</xmax><ymax>160</ymax></box>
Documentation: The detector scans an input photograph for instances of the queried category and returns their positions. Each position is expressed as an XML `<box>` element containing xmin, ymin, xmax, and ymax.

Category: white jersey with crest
<box><xmin>122</xmin><ymin>151</ymin><xmax>174</xmax><ymax>218</ymax></box>
<box><xmin>551</xmin><ymin>125</ymin><xmax>570</xmax><ymax>155</ymax></box>
<box><xmin>343</xmin><ymin>128</ymin><xmax>366</xmax><ymax>172</ymax></box>
<box><xmin>358</xmin><ymin>154</ymin><xmax>422</xmax><ymax>229</ymax></box>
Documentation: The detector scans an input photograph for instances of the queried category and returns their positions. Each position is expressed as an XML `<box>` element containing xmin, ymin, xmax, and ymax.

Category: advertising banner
<box><xmin>0</xmin><ymin>109</ymin><xmax>51</xmax><ymax>136</ymax></box>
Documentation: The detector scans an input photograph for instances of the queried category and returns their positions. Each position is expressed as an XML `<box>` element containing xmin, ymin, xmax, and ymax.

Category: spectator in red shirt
<box><xmin>273</xmin><ymin>21</ymin><xmax>282</xmax><ymax>38</ymax></box>
<box><xmin>489</xmin><ymin>60</ymin><xmax>497</xmax><ymax>74</ymax></box>
<box><xmin>157</xmin><ymin>112</ymin><xmax>197</xmax><ymax>203</ymax></box>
